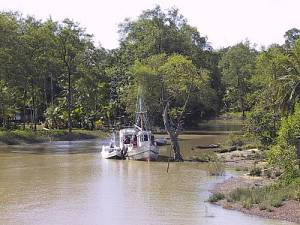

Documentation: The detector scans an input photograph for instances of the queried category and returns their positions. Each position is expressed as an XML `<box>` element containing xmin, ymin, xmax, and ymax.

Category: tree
<box><xmin>219</xmin><ymin>42</ymin><xmax>257</xmax><ymax>117</ymax></box>
<box><xmin>284</xmin><ymin>28</ymin><xmax>300</xmax><ymax>49</ymax></box>
<box><xmin>275</xmin><ymin>39</ymin><xmax>300</xmax><ymax>113</ymax></box>
<box><xmin>74</xmin><ymin>45</ymin><xmax>109</xmax><ymax>129</ymax></box>
<box><xmin>0</xmin><ymin>12</ymin><xmax>21</xmax><ymax>127</ymax></box>
<box><xmin>118</xmin><ymin>6</ymin><xmax>209</xmax><ymax>60</ymax></box>
<box><xmin>56</xmin><ymin>19</ymin><xmax>89</xmax><ymax>133</ymax></box>
<box><xmin>126</xmin><ymin>54</ymin><xmax>214</xmax><ymax>161</ymax></box>
<box><xmin>268</xmin><ymin>103</ymin><xmax>300</xmax><ymax>177</ymax></box>
<box><xmin>115</xmin><ymin>6</ymin><xmax>219</xmax><ymax>126</ymax></box>
<box><xmin>245</xmin><ymin>45</ymin><xmax>287</xmax><ymax>145</ymax></box>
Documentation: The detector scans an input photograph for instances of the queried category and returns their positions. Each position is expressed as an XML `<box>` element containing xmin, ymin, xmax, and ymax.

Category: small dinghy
<box><xmin>101</xmin><ymin>130</ymin><xmax>123</xmax><ymax>159</ymax></box>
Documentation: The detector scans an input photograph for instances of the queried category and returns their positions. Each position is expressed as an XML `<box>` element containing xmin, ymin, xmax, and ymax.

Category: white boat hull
<box><xmin>101</xmin><ymin>146</ymin><xmax>123</xmax><ymax>159</ymax></box>
<box><xmin>127</xmin><ymin>146</ymin><xmax>159</xmax><ymax>161</ymax></box>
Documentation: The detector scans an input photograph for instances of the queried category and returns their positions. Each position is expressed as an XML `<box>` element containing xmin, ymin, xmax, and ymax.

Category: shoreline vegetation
<box><xmin>204</xmin><ymin>133</ymin><xmax>300</xmax><ymax>224</ymax></box>
<box><xmin>0</xmin><ymin>129</ymin><xmax>106</xmax><ymax>145</ymax></box>
<box><xmin>209</xmin><ymin>175</ymin><xmax>300</xmax><ymax>224</ymax></box>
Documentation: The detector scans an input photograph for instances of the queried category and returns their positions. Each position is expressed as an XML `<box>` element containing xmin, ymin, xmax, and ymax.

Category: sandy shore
<box><xmin>209</xmin><ymin>148</ymin><xmax>300</xmax><ymax>224</ymax></box>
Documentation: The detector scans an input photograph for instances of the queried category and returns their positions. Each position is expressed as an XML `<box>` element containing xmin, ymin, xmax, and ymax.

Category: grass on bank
<box><xmin>209</xmin><ymin>176</ymin><xmax>300</xmax><ymax>211</ymax></box>
<box><xmin>0</xmin><ymin>129</ymin><xmax>106</xmax><ymax>145</ymax></box>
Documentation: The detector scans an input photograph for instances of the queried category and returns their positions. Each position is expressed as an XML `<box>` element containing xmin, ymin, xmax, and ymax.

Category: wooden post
<box><xmin>296</xmin><ymin>137</ymin><xmax>300</xmax><ymax>168</ymax></box>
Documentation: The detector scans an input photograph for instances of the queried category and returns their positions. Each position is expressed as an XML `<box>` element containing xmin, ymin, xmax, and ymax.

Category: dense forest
<box><xmin>1</xmin><ymin>6</ymin><xmax>300</xmax><ymax>168</ymax></box>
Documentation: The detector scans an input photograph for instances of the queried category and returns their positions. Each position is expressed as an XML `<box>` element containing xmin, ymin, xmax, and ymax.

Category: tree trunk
<box><xmin>2</xmin><ymin>105</ymin><xmax>5</xmax><ymax>128</ymax></box>
<box><xmin>50</xmin><ymin>73</ymin><xmax>54</xmax><ymax>106</ymax></box>
<box><xmin>170</xmin><ymin>134</ymin><xmax>183</xmax><ymax>161</ymax></box>
<box><xmin>67</xmin><ymin>70</ymin><xmax>72</xmax><ymax>133</ymax></box>
<box><xmin>241</xmin><ymin>95</ymin><xmax>245</xmax><ymax>119</ymax></box>
<box><xmin>32</xmin><ymin>90</ymin><xmax>36</xmax><ymax>131</ymax></box>
<box><xmin>23</xmin><ymin>90</ymin><xmax>26</xmax><ymax>130</ymax></box>
<box><xmin>162</xmin><ymin>101</ymin><xmax>183</xmax><ymax>162</ymax></box>
<box><xmin>43</xmin><ymin>74</ymin><xmax>48</xmax><ymax>108</ymax></box>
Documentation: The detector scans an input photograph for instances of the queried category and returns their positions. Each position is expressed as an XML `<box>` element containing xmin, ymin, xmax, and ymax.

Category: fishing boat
<box><xmin>126</xmin><ymin>91</ymin><xmax>159</xmax><ymax>161</ymax></box>
<box><xmin>101</xmin><ymin>89</ymin><xmax>159</xmax><ymax>161</ymax></box>
<box><xmin>126</xmin><ymin>128</ymin><xmax>159</xmax><ymax>161</ymax></box>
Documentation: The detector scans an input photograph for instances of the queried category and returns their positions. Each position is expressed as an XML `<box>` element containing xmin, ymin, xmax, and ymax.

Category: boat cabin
<box><xmin>119</xmin><ymin>128</ymin><xmax>136</xmax><ymax>148</ymax></box>
<box><xmin>119</xmin><ymin>128</ymin><xmax>156</xmax><ymax>149</ymax></box>
<box><xmin>134</xmin><ymin>131</ymin><xmax>155</xmax><ymax>148</ymax></box>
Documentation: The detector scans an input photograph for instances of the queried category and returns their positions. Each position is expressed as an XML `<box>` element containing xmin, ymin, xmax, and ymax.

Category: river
<box><xmin>0</xmin><ymin>135</ymin><xmax>296</xmax><ymax>225</ymax></box>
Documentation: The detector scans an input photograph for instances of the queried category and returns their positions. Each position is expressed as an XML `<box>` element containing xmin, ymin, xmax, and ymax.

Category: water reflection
<box><xmin>0</xmin><ymin>138</ymin><xmax>296</xmax><ymax>225</ymax></box>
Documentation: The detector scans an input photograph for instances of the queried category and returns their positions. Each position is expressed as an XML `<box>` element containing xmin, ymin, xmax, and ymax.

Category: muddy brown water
<box><xmin>0</xmin><ymin>135</ymin><xmax>296</xmax><ymax>225</ymax></box>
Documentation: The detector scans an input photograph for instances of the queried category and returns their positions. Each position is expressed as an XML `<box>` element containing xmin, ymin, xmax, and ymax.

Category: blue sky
<box><xmin>2</xmin><ymin>0</ymin><xmax>300</xmax><ymax>49</ymax></box>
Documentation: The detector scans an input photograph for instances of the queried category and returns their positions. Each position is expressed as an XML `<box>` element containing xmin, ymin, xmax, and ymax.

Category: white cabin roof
<box><xmin>119</xmin><ymin>128</ymin><xmax>136</xmax><ymax>136</ymax></box>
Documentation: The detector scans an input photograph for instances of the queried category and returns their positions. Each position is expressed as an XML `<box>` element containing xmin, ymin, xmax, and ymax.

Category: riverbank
<box><xmin>209</xmin><ymin>149</ymin><xmax>300</xmax><ymax>224</ymax></box>
<box><xmin>0</xmin><ymin>129</ymin><xmax>106</xmax><ymax>145</ymax></box>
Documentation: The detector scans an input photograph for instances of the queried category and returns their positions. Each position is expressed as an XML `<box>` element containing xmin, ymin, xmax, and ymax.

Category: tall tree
<box><xmin>219</xmin><ymin>42</ymin><xmax>257</xmax><ymax>117</ymax></box>
<box><xmin>276</xmin><ymin>39</ymin><xmax>300</xmax><ymax>112</ymax></box>
<box><xmin>127</xmin><ymin>54</ymin><xmax>214</xmax><ymax>161</ymax></box>
<box><xmin>56</xmin><ymin>19</ymin><xmax>89</xmax><ymax>133</ymax></box>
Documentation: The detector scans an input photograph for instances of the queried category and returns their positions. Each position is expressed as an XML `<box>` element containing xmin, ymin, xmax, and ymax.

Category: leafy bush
<box><xmin>245</xmin><ymin>106</ymin><xmax>280</xmax><ymax>146</ymax></box>
<box><xmin>208</xmin><ymin>193</ymin><xmax>225</xmax><ymax>202</ymax></box>
<box><xmin>268</xmin><ymin>103</ymin><xmax>300</xmax><ymax>176</ymax></box>
<box><xmin>191</xmin><ymin>151</ymin><xmax>218</xmax><ymax>162</ymax></box>
<box><xmin>249</xmin><ymin>167</ymin><xmax>262</xmax><ymax>176</ymax></box>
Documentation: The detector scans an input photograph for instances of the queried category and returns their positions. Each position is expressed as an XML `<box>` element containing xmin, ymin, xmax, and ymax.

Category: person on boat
<box><xmin>132</xmin><ymin>135</ymin><xmax>137</xmax><ymax>147</ymax></box>
<box><xmin>124</xmin><ymin>136</ymin><xmax>130</xmax><ymax>144</ymax></box>
<box><xmin>121</xmin><ymin>146</ymin><xmax>127</xmax><ymax>159</ymax></box>
<box><xmin>151</xmin><ymin>135</ymin><xmax>155</xmax><ymax>145</ymax></box>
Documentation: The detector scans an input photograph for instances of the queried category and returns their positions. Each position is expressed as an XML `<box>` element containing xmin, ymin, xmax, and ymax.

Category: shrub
<box><xmin>270</xmin><ymin>197</ymin><xmax>283</xmax><ymax>208</ymax></box>
<box><xmin>258</xmin><ymin>202</ymin><xmax>268</xmax><ymax>210</ymax></box>
<box><xmin>245</xmin><ymin>106</ymin><xmax>280</xmax><ymax>146</ymax></box>
<box><xmin>249</xmin><ymin>167</ymin><xmax>262</xmax><ymax>176</ymax></box>
<box><xmin>228</xmin><ymin>188</ymin><xmax>251</xmax><ymax>202</ymax></box>
<box><xmin>191</xmin><ymin>151</ymin><xmax>218</xmax><ymax>162</ymax></box>
<box><xmin>242</xmin><ymin>199</ymin><xmax>252</xmax><ymax>209</ymax></box>
<box><xmin>208</xmin><ymin>193</ymin><xmax>225</xmax><ymax>202</ymax></box>
<box><xmin>207</xmin><ymin>162</ymin><xmax>225</xmax><ymax>176</ymax></box>
<box><xmin>268</xmin><ymin>103</ymin><xmax>300</xmax><ymax>177</ymax></box>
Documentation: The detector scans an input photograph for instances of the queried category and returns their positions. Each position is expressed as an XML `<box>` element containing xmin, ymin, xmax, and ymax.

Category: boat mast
<box><xmin>135</xmin><ymin>87</ymin><xmax>149</xmax><ymax>131</ymax></box>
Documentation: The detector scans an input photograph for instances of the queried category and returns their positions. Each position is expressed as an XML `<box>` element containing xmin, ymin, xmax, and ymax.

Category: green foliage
<box><xmin>191</xmin><ymin>151</ymin><xmax>218</xmax><ymax>162</ymax></box>
<box><xmin>226</xmin><ymin>178</ymin><xmax>300</xmax><ymax>210</ymax></box>
<box><xmin>0</xmin><ymin>12</ymin><xmax>109</xmax><ymax>130</ymax></box>
<box><xmin>219</xmin><ymin>42</ymin><xmax>257</xmax><ymax>115</ymax></box>
<box><xmin>0</xmin><ymin>129</ymin><xmax>41</xmax><ymax>144</ymax></box>
<box><xmin>246</xmin><ymin>106</ymin><xmax>280</xmax><ymax>146</ymax></box>
<box><xmin>268</xmin><ymin>103</ymin><xmax>300</xmax><ymax>175</ymax></box>
<box><xmin>121</xmin><ymin>53</ymin><xmax>217</xmax><ymax>127</ymax></box>
<box><xmin>208</xmin><ymin>192</ymin><xmax>225</xmax><ymax>202</ymax></box>
<box><xmin>284</xmin><ymin>28</ymin><xmax>300</xmax><ymax>49</ymax></box>
<box><xmin>117</xmin><ymin>6</ymin><xmax>221</xmax><ymax>126</ymax></box>
<box><xmin>249</xmin><ymin>167</ymin><xmax>262</xmax><ymax>176</ymax></box>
